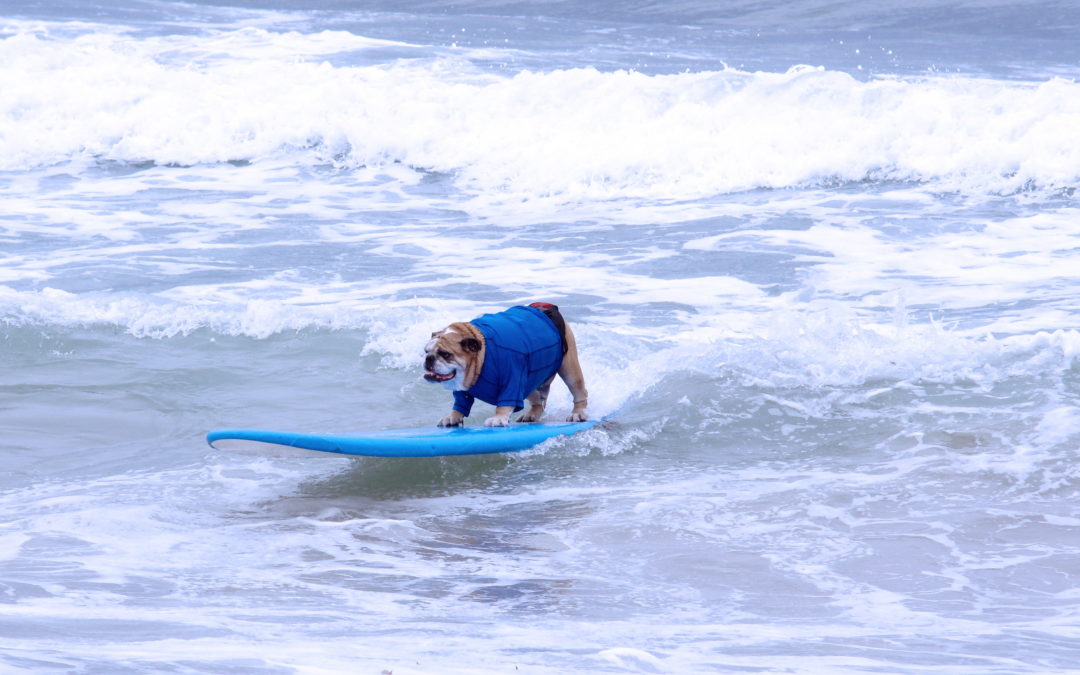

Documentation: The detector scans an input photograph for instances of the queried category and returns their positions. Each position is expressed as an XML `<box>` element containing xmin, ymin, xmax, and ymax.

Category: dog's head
<box><xmin>423</xmin><ymin>322</ymin><xmax>483</xmax><ymax>391</ymax></box>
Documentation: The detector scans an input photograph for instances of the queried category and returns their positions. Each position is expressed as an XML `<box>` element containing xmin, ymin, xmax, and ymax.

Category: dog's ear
<box><xmin>460</xmin><ymin>337</ymin><xmax>482</xmax><ymax>353</ymax></box>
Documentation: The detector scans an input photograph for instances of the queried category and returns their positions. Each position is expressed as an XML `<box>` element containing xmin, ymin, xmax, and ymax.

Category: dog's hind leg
<box><xmin>518</xmin><ymin>375</ymin><xmax>555</xmax><ymax>423</ymax></box>
<box><xmin>557</xmin><ymin>323</ymin><xmax>589</xmax><ymax>422</ymax></box>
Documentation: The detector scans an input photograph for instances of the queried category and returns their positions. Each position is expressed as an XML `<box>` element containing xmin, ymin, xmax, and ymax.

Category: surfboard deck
<box><xmin>207</xmin><ymin>419</ymin><xmax>602</xmax><ymax>458</ymax></box>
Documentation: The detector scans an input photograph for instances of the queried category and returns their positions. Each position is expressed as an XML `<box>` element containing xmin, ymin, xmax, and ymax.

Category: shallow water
<box><xmin>2</xmin><ymin>1</ymin><xmax>1080</xmax><ymax>673</ymax></box>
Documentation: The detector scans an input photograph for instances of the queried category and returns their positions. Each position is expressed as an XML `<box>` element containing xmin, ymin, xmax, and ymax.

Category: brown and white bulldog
<box><xmin>423</xmin><ymin>303</ymin><xmax>588</xmax><ymax>427</ymax></box>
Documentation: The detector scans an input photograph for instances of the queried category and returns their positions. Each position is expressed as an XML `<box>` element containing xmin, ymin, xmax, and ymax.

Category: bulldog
<box><xmin>423</xmin><ymin>303</ymin><xmax>588</xmax><ymax>427</ymax></box>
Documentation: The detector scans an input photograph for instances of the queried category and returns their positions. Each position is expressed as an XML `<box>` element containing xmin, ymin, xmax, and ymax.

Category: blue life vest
<box><xmin>452</xmin><ymin>305</ymin><xmax>564</xmax><ymax>416</ymax></box>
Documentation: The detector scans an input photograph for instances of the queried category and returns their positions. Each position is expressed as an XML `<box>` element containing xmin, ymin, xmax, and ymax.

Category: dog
<box><xmin>423</xmin><ymin>303</ymin><xmax>588</xmax><ymax>427</ymax></box>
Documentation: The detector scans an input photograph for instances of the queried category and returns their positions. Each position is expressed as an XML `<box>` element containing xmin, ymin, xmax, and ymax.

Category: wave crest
<box><xmin>3</xmin><ymin>26</ymin><xmax>1080</xmax><ymax>198</ymax></box>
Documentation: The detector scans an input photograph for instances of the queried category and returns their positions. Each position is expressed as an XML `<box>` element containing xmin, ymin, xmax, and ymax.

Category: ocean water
<box><xmin>2</xmin><ymin>0</ymin><xmax>1080</xmax><ymax>672</ymax></box>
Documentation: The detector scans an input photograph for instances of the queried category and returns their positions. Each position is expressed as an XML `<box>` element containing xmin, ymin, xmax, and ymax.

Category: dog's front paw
<box><xmin>437</xmin><ymin>411</ymin><xmax>464</xmax><ymax>427</ymax></box>
<box><xmin>566</xmin><ymin>411</ymin><xmax>588</xmax><ymax>423</ymax></box>
<box><xmin>484</xmin><ymin>415</ymin><xmax>511</xmax><ymax>427</ymax></box>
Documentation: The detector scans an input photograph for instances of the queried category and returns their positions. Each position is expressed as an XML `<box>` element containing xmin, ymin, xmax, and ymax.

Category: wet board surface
<box><xmin>207</xmin><ymin>419</ymin><xmax>602</xmax><ymax>458</ymax></box>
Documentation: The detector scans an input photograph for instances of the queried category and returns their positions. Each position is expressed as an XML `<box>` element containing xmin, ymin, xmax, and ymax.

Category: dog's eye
<box><xmin>437</xmin><ymin>350</ymin><xmax>452</xmax><ymax>360</ymax></box>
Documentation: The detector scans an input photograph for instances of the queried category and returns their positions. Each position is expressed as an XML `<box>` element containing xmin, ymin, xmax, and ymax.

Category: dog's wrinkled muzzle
<box><xmin>423</xmin><ymin>353</ymin><xmax>457</xmax><ymax>383</ymax></box>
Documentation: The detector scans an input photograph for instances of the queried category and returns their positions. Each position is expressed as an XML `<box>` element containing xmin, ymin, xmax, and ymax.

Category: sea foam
<box><xmin>3</xmin><ymin>24</ymin><xmax>1080</xmax><ymax>200</ymax></box>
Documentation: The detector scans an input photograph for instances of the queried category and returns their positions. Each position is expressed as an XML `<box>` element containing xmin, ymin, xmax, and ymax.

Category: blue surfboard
<box><xmin>207</xmin><ymin>419</ymin><xmax>602</xmax><ymax>458</ymax></box>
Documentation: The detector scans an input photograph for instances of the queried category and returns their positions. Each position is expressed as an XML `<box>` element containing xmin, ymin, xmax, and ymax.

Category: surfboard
<box><xmin>207</xmin><ymin>419</ymin><xmax>602</xmax><ymax>458</ymax></box>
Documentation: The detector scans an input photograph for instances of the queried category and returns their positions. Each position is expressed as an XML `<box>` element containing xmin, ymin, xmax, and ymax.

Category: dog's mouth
<box><xmin>424</xmin><ymin>369</ymin><xmax>456</xmax><ymax>383</ymax></box>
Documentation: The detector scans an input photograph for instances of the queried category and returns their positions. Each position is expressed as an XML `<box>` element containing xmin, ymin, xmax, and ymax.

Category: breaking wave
<box><xmin>4</xmin><ymin>24</ymin><xmax>1080</xmax><ymax>200</ymax></box>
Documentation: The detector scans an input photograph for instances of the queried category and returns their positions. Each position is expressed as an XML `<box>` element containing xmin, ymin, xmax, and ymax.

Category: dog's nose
<box><xmin>424</xmin><ymin>354</ymin><xmax>435</xmax><ymax>370</ymax></box>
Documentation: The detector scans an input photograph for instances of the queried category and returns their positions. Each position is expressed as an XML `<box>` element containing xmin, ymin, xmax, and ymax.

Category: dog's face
<box><xmin>423</xmin><ymin>324</ymin><xmax>482</xmax><ymax>391</ymax></box>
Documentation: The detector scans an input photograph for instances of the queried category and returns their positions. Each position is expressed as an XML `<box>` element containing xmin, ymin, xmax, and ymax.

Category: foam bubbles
<box><xmin>0</xmin><ymin>285</ymin><xmax>375</xmax><ymax>339</ymax></box>
<box><xmin>1035</xmin><ymin>406</ymin><xmax>1080</xmax><ymax>447</ymax></box>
